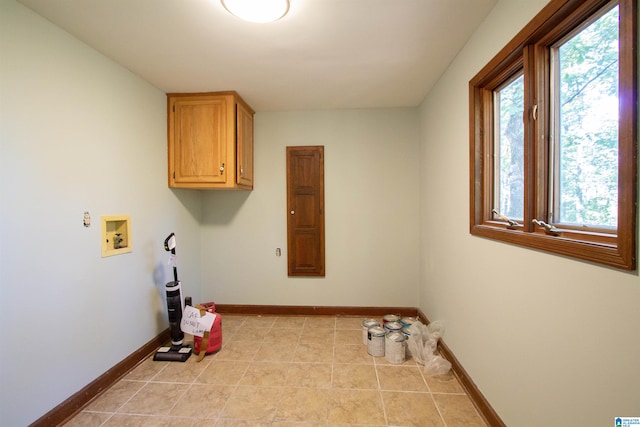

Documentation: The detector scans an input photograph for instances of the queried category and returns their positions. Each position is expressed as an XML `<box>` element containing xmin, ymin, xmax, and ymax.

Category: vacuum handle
<box><xmin>164</xmin><ymin>233</ymin><xmax>176</xmax><ymax>254</ymax></box>
<box><xmin>164</xmin><ymin>233</ymin><xmax>178</xmax><ymax>281</ymax></box>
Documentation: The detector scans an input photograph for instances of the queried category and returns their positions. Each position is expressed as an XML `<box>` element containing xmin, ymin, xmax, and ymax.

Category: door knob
<box><xmin>290</xmin><ymin>210</ymin><xmax>295</xmax><ymax>215</ymax></box>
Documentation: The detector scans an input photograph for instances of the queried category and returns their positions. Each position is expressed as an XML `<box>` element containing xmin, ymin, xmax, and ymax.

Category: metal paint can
<box><xmin>382</xmin><ymin>314</ymin><xmax>400</xmax><ymax>324</ymax></box>
<box><xmin>401</xmin><ymin>326</ymin><xmax>412</xmax><ymax>357</ymax></box>
<box><xmin>367</xmin><ymin>326</ymin><xmax>386</xmax><ymax>357</ymax></box>
<box><xmin>400</xmin><ymin>317</ymin><xmax>418</xmax><ymax>327</ymax></box>
<box><xmin>385</xmin><ymin>331</ymin><xmax>406</xmax><ymax>364</ymax></box>
<box><xmin>362</xmin><ymin>319</ymin><xmax>380</xmax><ymax>345</ymax></box>
<box><xmin>384</xmin><ymin>320</ymin><xmax>403</xmax><ymax>333</ymax></box>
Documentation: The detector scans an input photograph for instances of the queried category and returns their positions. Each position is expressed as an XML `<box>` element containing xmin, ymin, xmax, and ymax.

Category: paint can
<box><xmin>400</xmin><ymin>316</ymin><xmax>418</xmax><ymax>328</ymax></box>
<box><xmin>401</xmin><ymin>326</ymin><xmax>412</xmax><ymax>357</ymax></box>
<box><xmin>384</xmin><ymin>320</ymin><xmax>403</xmax><ymax>333</ymax></box>
<box><xmin>385</xmin><ymin>331</ymin><xmax>406</xmax><ymax>364</ymax></box>
<box><xmin>367</xmin><ymin>326</ymin><xmax>386</xmax><ymax>357</ymax></box>
<box><xmin>362</xmin><ymin>319</ymin><xmax>380</xmax><ymax>345</ymax></box>
<box><xmin>382</xmin><ymin>314</ymin><xmax>400</xmax><ymax>324</ymax></box>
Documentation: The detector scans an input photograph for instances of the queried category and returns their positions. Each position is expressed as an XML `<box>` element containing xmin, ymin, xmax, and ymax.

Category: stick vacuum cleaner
<box><xmin>153</xmin><ymin>233</ymin><xmax>192</xmax><ymax>362</ymax></box>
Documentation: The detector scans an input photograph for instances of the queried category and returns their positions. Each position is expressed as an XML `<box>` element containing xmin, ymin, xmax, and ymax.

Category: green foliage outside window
<box><xmin>557</xmin><ymin>6</ymin><xmax>619</xmax><ymax>227</ymax></box>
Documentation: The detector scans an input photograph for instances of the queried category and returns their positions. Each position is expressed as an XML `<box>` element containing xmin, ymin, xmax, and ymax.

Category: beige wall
<box><xmin>199</xmin><ymin>109</ymin><xmax>421</xmax><ymax>307</ymax></box>
<box><xmin>0</xmin><ymin>0</ymin><xmax>202</xmax><ymax>424</ymax></box>
<box><xmin>418</xmin><ymin>0</ymin><xmax>640</xmax><ymax>425</ymax></box>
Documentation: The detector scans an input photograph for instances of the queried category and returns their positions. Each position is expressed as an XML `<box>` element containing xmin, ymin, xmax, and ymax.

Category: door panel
<box><xmin>237</xmin><ymin>102</ymin><xmax>253</xmax><ymax>187</ymax></box>
<box><xmin>174</xmin><ymin>98</ymin><xmax>227</xmax><ymax>184</ymax></box>
<box><xmin>286</xmin><ymin>146</ymin><xmax>325</xmax><ymax>276</ymax></box>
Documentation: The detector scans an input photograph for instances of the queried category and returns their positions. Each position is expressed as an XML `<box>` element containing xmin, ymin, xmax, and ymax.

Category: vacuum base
<box><xmin>153</xmin><ymin>345</ymin><xmax>192</xmax><ymax>362</ymax></box>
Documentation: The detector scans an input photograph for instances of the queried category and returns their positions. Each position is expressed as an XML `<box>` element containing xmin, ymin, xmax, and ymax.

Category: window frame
<box><xmin>469</xmin><ymin>0</ymin><xmax>637</xmax><ymax>270</ymax></box>
<box><xmin>494</xmin><ymin>72</ymin><xmax>526</xmax><ymax>222</ymax></box>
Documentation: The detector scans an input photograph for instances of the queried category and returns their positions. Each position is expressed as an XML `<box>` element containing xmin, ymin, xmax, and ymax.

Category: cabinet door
<box><xmin>237</xmin><ymin>102</ymin><xmax>254</xmax><ymax>188</ymax></box>
<box><xmin>171</xmin><ymin>97</ymin><xmax>228</xmax><ymax>185</ymax></box>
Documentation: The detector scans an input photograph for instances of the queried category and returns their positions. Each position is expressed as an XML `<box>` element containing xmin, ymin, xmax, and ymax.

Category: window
<box><xmin>495</xmin><ymin>73</ymin><xmax>525</xmax><ymax>221</ymax></box>
<box><xmin>470</xmin><ymin>0</ymin><xmax>637</xmax><ymax>270</ymax></box>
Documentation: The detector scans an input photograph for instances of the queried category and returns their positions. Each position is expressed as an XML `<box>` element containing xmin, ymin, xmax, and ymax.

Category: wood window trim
<box><xmin>469</xmin><ymin>0</ymin><xmax>637</xmax><ymax>270</ymax></box>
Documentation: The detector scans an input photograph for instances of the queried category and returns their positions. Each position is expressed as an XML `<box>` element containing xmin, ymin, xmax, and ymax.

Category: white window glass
<box><xmin>495</xmin><ymin>74</ymin><xmax>525</xmax><ymax>220</ymax></box>
<box><xmin>555</xmin><ymin>5</ymin><xmax>619</xmax><ymax>227</ymax></box>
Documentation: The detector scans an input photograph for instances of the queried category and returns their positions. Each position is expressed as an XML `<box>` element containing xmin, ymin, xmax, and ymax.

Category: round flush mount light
<box><xmin>221</xmin><ymin>0</ymin><xmax>290</xmax><ymax>23</ymax></box>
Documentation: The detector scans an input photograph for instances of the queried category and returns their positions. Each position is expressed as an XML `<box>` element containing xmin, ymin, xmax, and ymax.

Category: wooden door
<box><xmin>236</xmin><ymin>102</ymin><xmax>254</xmax><ymax>188</ymax></box>
<box><xmin>286</xmin><ymin>146</ymin><xmax>325</xmax><ymax>276</ymax></box>
<box><xmin>170</xmin><ymin>96</ymin><xmax>228</xmax><ymax>185</ymax></box>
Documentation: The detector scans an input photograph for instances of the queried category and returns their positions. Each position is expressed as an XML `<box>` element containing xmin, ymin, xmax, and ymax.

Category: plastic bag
<box><xmin>407</xmin><ymin>320</ymin><xmax>452</xmax><ymax>376</ymax></box>
<box><xmin>424</xmin><ymin>353</ymin><xmax>452</xmax><ymax>376</ymax></box>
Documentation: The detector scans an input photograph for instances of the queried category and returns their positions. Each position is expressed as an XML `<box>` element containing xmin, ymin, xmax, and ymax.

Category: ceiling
<box><xmin>18</xmin><ymin>0</ymin><xmax>497</xmax><ymax>111</ymax></box>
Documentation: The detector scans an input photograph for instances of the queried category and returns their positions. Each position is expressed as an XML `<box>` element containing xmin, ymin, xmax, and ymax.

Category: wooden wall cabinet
<box><xmin>167</xmin><ymin>91</ymin><xmax>254</xmax><ymax>190</ymax></box>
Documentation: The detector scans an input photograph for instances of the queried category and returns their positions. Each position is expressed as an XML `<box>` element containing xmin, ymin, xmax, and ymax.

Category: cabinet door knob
<box><xmin>290</xmin><ymin>210</ymin><xmax>295</xmax><ymax>215</ymax></box>
<box><xmin>220</xmin><ymin>163</ymin><xmax>225</xmax><ymax>174</ymax></box>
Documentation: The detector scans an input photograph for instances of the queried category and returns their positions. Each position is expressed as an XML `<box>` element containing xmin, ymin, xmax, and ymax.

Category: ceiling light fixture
<box><xmin>221</xmin><ymin>0</ymin><xmax>290</xmax><ymax>23</ymax></box>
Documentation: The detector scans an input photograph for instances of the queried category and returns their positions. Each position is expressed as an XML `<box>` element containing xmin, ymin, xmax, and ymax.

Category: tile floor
<box><xmin>65</xmin><ymin>315</ymin><xmax>487</xmax><ymax>426</ymax></box>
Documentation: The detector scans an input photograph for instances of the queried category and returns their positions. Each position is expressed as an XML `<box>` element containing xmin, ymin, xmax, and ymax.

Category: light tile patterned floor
<box><xmin>65</xmin><ymin>315</ymin><xmax>487</xmax><ymax>426</ymax></box>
